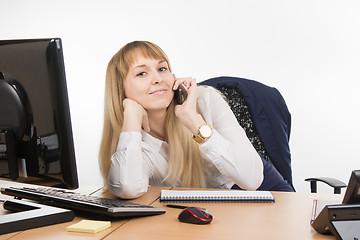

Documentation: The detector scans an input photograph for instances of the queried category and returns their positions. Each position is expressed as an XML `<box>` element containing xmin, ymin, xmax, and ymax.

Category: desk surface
<box><xmin>0</xmin><ymin>181</ymin><xmax>342</xmax><ymax>240</ymax></box>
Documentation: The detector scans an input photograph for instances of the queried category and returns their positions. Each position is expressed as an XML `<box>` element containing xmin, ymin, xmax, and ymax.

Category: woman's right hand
<box><xmin>122</xmin><ymin>98</ymin><xmax>150</xmax><ymax>133</ymax></box>
<box><xmin>174</xmin><ymin>77</ymin><xmax>206</xmax><ymax>136</ymax></box>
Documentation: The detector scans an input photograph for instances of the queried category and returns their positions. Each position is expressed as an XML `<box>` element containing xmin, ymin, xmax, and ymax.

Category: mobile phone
<box><xmin>174</xmin><ymin>83</ymin><xmax>188</xmax><ymax>105</ymax></box>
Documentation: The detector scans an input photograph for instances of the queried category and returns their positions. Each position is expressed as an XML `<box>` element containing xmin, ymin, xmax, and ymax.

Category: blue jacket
<box><xmin>200</xmin><ymin>76</ymin><xmax>294</xmax><ymax>191</ymax></box>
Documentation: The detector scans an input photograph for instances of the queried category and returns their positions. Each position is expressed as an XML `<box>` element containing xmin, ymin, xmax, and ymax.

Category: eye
<box><xmin>136</xmin><ymin>71</ymin><xmax>146</xmax><ymax>77</ymax></box>
<box><xmin>159</xmin><ymin>67</ymin><xmax>168</xmax><ymax>72</ymax></box>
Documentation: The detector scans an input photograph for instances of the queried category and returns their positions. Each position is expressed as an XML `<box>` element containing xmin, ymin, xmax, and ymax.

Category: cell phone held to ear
<box><xmin>174</xmin><ymin>83</ymin><xmax>188</xmax><ymax>105</ymax></box>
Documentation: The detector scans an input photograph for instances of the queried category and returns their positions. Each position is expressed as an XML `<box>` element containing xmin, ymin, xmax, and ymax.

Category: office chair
<box><xmin>199</xmin><ymin>76</ymin><xmax>346</xmax><ymax>193</ymax></box>
<box><xmin>304</xmin><ymin>177</ymin><xmax>346</xmax><ymax>194</ymax></box>
<box><xmin>199</xmin><ymin>76</ymin><xmax>294</xmax><ymax>191</ymax></box>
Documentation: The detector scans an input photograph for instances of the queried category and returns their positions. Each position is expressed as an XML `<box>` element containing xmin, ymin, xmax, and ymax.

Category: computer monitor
<box><xmin>0</xmin><ymin>38</ymin><xmax>78</xmax><ymax>190</ymax></box>
<box><xmin>342</xmin><ymin>170</ymin><xmax>360</xmax><ymax>204</ymax></box>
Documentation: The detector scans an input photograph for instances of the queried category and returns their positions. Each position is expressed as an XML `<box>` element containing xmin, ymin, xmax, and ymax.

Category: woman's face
<box><xmin>124</xmin><ymin>53</ymin><xmax>174</xmax><ymax>112</ymax></box>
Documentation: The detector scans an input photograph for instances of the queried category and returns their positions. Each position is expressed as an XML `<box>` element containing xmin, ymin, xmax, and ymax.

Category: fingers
<box><xmin>173</xmin><ymin>77</ymin><xmax>196</xmax><ymax>90</ymax></box>
<box><xmin>123</xmin><ymin>98</ymin><xmax>151</xmax><ymax>133</ymax></box>
<box><xmin>122</xmin><ymin>98</ymin><xmax>141</xmax><ymax>112</ymax></box>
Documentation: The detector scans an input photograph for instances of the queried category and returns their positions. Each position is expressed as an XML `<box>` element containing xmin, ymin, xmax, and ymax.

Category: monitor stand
<box><xmin>0</xmin><ymin>199</ymin><xmax>74</xmax><ymax>235</ymax></box>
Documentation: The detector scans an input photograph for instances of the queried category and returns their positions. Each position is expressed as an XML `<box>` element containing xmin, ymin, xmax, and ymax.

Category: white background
<box><xmin>1</xmin><ymin>0</ymin><xmax>360</xmax><ymax>193</ymax></box>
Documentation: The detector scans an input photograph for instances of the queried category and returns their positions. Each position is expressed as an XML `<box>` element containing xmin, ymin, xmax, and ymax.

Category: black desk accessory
<box><xmin>311</xmin><ymin>204</ymin><xmax>360</xmax><ymax>240</ymax></box>
<box><xmin>0</xmin><ymin>199</ymin><xmax>74</xmax><ymax>235</ymax></box>
<box><xmin>312</xmin><ymin>170</ymin><xmax>360</xmax><ymax>240</ymax></box>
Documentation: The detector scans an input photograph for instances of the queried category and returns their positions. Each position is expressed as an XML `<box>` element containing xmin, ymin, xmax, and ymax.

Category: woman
<box><xmin>99</xmin><ymin>41</ymin><xmax>288</xmax><ymax>199</ymax></box>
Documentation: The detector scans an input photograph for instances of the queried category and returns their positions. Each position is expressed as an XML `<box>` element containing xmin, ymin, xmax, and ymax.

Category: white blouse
<box><xmin>108</xmin><ymin>86</ymin><xmax>264</xmax><ymax>199</ymax></box>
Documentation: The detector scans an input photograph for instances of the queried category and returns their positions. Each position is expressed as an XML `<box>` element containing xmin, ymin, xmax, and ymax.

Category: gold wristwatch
<box><xmin>193</xmin><ymin>123</ymin><xmax>212</xmax><ymax>143</ymax></box>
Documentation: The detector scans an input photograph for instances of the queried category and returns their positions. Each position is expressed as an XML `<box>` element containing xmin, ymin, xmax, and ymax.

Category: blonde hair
<box><xmin>99</xmin><ymin>41</ymin><xmax>205</xmax><ymax>190</ymax></box>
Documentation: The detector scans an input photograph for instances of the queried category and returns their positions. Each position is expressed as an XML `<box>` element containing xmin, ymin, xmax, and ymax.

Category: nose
<box><xmin>151</xmin><ymin>71</ymin><xmax>163</xmax><ymax>84</ymax></box>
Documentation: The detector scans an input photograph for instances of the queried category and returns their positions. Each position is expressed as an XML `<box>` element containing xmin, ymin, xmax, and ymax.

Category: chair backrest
<box><xmin>199</xmin><ymin>76</ymin><xmax>293</xmax><ymax>189</ymax></box>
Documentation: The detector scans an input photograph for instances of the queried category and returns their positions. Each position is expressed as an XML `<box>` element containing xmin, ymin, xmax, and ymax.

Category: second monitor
<box><xmin>0</xmin><ymin>38</ymin><xmax>78</xmax><ymax>190</ymax></box>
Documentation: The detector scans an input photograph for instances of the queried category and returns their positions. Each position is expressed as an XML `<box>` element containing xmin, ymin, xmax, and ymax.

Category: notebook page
<box><xmin>160</xmin><ymin>190</ymin><xmax>275</xmax><ymax>202</ymax></box>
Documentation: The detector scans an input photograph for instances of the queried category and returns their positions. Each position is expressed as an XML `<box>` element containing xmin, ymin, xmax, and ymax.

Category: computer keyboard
<box><xmin>1</xmin><ymin>186</ymin><xmax>166</xmax><ymax>218</ymax></box>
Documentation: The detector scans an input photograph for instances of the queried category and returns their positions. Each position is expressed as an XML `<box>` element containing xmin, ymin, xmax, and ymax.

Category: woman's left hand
<box><xmin>173</xmin><ymin>77</ymin><xmax>206</xmax><ymax>136</ymax></box>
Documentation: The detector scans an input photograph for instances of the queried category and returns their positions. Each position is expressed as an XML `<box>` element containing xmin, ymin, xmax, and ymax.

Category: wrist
<box><xmin>186</xmin><ymin>114</ymin><xmax>206</xmax><ymax>136</ymax></box>
<box><xmin>193</xmin><ymin>122</ymin><xmax>212</xmax><ymax>144</ymax></box>
<box><xmin>122</xmin><ymin>108</ymin><xmax>143</xmax><ymax>132</ymax></box>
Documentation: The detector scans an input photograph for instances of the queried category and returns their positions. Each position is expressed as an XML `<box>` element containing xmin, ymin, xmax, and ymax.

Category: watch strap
<box><xmin>193</xmin><ymin>123</ymin><xmax>212</xmax><ymax>144</ymax></box>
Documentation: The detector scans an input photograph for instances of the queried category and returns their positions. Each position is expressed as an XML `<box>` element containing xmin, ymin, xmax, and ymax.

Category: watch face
<box><xmin>200</xmin><ymin>125</ymin><xmax>212</xmax><ymax>138</ymax></box>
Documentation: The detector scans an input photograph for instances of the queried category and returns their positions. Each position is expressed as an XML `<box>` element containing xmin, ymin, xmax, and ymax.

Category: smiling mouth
<box><xmin>150</xmin><ymin>89</ymin><xmax>167</xmax><ymax>95</ymax></box>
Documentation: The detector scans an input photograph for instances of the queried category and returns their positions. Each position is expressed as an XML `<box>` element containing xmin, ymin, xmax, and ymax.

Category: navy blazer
<box><xmin>199</xmin><ymin>76</ymin><xmax>294</xmax><ymax>190</ymax></box>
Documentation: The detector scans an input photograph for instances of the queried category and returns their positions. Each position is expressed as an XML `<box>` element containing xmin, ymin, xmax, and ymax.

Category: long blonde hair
<box><xmin>99</xmin><ymin>41</ymin><xmax>205</xmax><ymax>190</ymax></box>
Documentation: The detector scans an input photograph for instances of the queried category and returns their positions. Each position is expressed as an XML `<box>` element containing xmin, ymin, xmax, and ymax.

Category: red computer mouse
<box><xmin>177</xmin><ymin>207</ymin><xmax>213</xmax><ymax>225</ymax></box>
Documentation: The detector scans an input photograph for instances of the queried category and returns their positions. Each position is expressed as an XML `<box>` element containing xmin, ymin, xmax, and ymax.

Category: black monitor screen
<box><xmin>0</xmin><ymin>38</ymin><xmax>78</xmax><ymax>189</ymax></box>
<box><xmin>342</xmin><ymin>170</ymin><xmax>360</xmax><ymax>204</ymax></box>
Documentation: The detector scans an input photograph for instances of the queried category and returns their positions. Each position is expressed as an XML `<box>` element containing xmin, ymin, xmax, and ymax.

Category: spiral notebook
<box><xmin>160</xmin><ymin>190</ymin><xmax>275</xmax><ymax>203</ymax></box>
